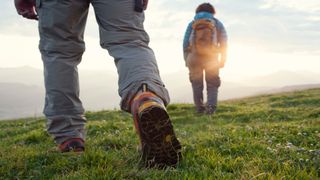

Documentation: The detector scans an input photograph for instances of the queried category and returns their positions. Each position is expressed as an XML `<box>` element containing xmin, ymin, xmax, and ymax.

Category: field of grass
<box><xmin>0</xmin><ymin>89</ymin><xmax>319</xmax><ymax>179</ymax></box>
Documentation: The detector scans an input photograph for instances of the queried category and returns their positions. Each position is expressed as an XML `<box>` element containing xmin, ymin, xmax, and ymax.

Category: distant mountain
<box><xmin>0</xmin><ymin>66</ymin><xmax>43</xmax><ymax>86</ymax></box>
<box><xmin>0</xmin><ymin>82</ymin><xmax>43</xmax><ymax>119</ymax></box>
<box><xmin>1</xmin><ymin>66</ymin><xmax>320</xmax><ymax>120</ymax></box>
<box><xmin>0</xmin><ymin>67</ymin><xmax>120</xmax><ymax>119</ymax></box>
<box><xmin>243</xmin><ymin>71</ymin><xmax>320</xmax><ymax>87</ymax></box>
<box><xmin>162</xmin><ymin>71</ymin><xmax>269</xmax><ymax>102</ymax></box>
<box><xmin>78</xmin><ymin>69</ymin><xmax>120</xmax><ymax>110</ymax></box>
<box><xmin>263</xmin><ymin>83</ymin><xmax>320</xmax><ymax>94</ymax></box>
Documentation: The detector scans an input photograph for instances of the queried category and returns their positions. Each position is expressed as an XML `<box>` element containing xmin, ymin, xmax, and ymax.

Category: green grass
<box><xmin>0</xmin><ymin>89</ymin><xmax>319</xmax><ymax>179</ymax></box>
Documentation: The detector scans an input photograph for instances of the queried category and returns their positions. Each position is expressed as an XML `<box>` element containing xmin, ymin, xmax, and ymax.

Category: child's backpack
<box><xmin>188</xmin><ymin>19</ymin><xmax>218</xmax><ymax>57</ymax></box>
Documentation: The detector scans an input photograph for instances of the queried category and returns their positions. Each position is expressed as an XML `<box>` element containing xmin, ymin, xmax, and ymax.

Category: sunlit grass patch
<box><xmin>0</xmin><ymin>89</ymin><xmax>319</xmax><ymax>178</ymax></box>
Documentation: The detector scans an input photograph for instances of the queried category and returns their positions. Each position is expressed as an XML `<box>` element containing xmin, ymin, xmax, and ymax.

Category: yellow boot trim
<box><xmin>138</xmin><ymin>101</ymin><xmax>164</xmax><ymax>114</ymax></box>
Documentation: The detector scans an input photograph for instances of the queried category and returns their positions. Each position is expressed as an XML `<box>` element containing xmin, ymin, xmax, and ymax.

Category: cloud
<box><xmin>144</xmin><ymin>0</ymin><xmax>320</xmax><ymax>54</ymax></box>
<box><xmin>214</xmin><ymin>0</ymin><xmax>320</xmax><ymax>54</ymax></box>
<box><xmin>1</xmin><ymin>0</ymin><xmax>320</xmax><ymax>55</ymax></box>
<box><xmin>0</xmin><ymin>1</ymin><xmax>39</xmax><ymax>36</ymax></box>
<box><xmin>261</xmin><ymin>0</ymin><xmax>320</xmax><ymax>12</ymax></box>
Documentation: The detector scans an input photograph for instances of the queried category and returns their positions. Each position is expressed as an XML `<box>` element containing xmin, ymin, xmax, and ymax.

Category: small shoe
<box><xmin>59</xmin><ymin>138</ymin><xmax>85</xmax><ymax>153</ymax></box>
<box><xmin>206</xmin><ymin>105</ymin><xmax>216</xmax><ymax>115</ymax></box>
<box><xmin>131</xmin><ymin>88</ymin><xmax>182</xmax><ymax>168</ymax></box>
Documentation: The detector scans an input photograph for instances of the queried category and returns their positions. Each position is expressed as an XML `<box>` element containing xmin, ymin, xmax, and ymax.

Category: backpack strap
<box><xmin>187</xmin><ymin>20</ymin><xmax>195</xmax><ymax>51</ymax></box>
<box><xmin>192</xmin><ymin>19</ymin><xmax>215</xmax><ymax>31</ymax></box>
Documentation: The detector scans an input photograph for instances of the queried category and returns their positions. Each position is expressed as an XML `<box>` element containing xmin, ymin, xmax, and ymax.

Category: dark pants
<box><xmin>188</xmin><ymin>58</ymin><xmax>221</xmax><ymax>112</ymax></box>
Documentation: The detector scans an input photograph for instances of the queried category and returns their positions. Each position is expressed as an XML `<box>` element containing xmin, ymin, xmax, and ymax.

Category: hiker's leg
<box><xmin>188</xmin><ymin>64</ymin><xmax>205</xmax><ymax>112</ymax></box>
<box><xmin>91</xmin><ymin>0</ymin><xmax>169</xmax><ymax>112</ymax></box>
<box><xmin>92</xmin><ymin>1</ymin><xmax>181</xmax><ymax>167</ymax></box>
<box><xmin>37</xmin><ymin>0</ymin><xmax>90</xmax><ymax>144</ymax></box>
<box><xmin>204</xmin><ymin>59</ymin><xmax>220</xmax><ymax>108</ymax></box>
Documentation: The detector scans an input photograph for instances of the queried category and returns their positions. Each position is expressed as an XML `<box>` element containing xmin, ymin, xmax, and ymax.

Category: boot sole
<box><xmin>138</xmin><ymin>106</ymin><xmax>182</xmax><ymax>168</ymax></box>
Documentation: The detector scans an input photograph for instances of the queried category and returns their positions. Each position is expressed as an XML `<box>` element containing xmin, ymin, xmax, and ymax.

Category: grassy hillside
<box><xmin>0</xmin><ymin>89</ymin><xmax>319</xmax><ymax>179</ymax></box>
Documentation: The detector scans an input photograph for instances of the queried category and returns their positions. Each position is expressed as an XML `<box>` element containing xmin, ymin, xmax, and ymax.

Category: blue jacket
<box><xmin>183</xmin><ymin>12</ymin><xmax>228</xmax><ymax>60</ymax></box>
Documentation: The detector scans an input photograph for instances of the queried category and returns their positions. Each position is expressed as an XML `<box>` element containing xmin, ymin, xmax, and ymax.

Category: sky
<box><xmin>0</xmin><ymin>0</ymin><xmax>319</xmax><ymax>81</ymax></box>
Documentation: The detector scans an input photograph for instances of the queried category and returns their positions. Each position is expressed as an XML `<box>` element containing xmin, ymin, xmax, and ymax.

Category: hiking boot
<box><xmin>131</xmin><ymin>87</ymin><xmax>182</xmax><ymax>168</ymax></box>
<box><xmin>206</xmin><ymin>105</ymin><xmax>216</xmax><ymax>115</ymax></box>
<box><xmin>196</xmin><ymin>106</ymin><xmax>205</xmax><ymax>114</ymax></box>
<box><xmin>59</xmin><ymin>138</ymin><xmax>85</xmax><ymax>153</ymax></box>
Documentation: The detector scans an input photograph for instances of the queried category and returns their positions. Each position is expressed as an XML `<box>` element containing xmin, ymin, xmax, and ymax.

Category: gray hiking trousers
<box><xmin>187</xmin><ymin>56</ymin><xmax>221</xmax><ymax>111</ymax></box>
<box><xmin>36</xmin><ymin>0</ymin><xmax>170</xmax><ymax>144</ymax></box>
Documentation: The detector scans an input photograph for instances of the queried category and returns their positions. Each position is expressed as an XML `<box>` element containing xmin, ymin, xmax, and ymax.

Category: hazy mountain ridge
<box><xmin>1</xmin><ymin>66</ymin><xmax>320</xmax><ymax>120</ymax></box>
<box><xmin>0</xmin><ymin>66</ymin><xmax>44</xmax><ymax>86</ymax></box>
<box><xmin>0</xmin><ymin>82</ymin><xmax>43</xmax><ymax>119</ymax></box>
<box><xmin>243</xmin><ymin>71</ymin><xmax>320</xmax><ymax>87</ymax></box>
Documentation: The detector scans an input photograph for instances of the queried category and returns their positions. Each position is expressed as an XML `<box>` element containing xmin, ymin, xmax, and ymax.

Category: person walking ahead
<box><xmin>183</xmin><ymin>3</ymin><xmax>228</xmax><ymax>114</ymax></box>
<box><xmin>14</xmin><ymin>0</ymin><xmax>181</xmax><ymax>168</ymax></box>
